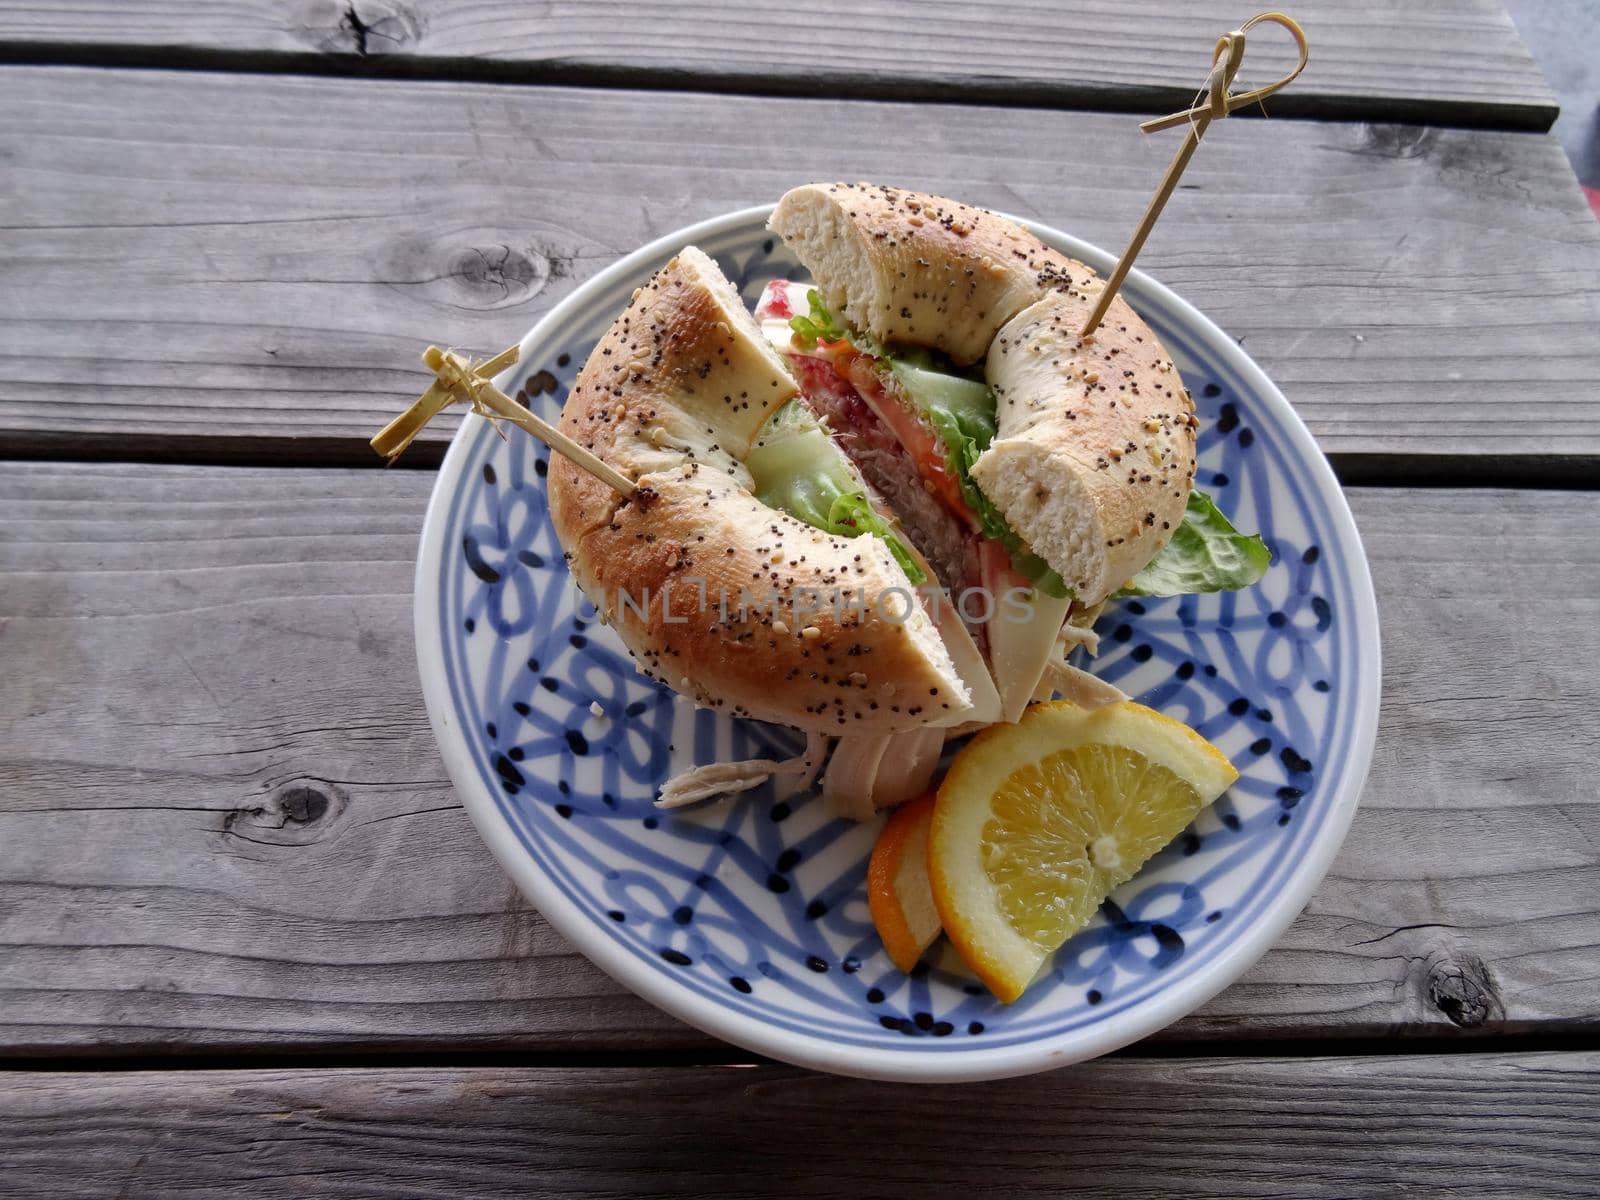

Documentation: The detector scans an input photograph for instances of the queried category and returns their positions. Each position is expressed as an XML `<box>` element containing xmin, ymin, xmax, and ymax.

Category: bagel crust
<box><xmin>548</xmin><ymin>247</ymin><xmax>975</xmax><ymax>734</ymax></box>
<box><xmin>770</xmin><ymin>183</ymin><xmax>1196</xmax><ymax>606</ymax></box>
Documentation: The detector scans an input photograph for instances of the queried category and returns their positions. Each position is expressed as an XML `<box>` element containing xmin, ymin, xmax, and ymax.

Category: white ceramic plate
<box><xmin>413</xmin><ymin>205</ymin><xmax>1381</xmax><ymax>1082</ymax></box>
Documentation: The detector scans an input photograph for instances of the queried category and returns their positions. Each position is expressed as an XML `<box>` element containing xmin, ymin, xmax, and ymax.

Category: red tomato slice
<box><xmin>834</xmin><ymin>351</ymin><xmax>977</xmax><ymax>528</ymax></box>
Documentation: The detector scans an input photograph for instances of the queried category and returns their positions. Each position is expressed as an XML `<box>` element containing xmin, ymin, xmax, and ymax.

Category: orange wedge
<box><xmin>868</xmin><ymin>792</ymin><xmax>942</xmax><ymax>973</ymax></box>
<box><xmin>930</xmin><ymin>701</ymin><xmax>1238</xmax><ymax>1002</ymax></box>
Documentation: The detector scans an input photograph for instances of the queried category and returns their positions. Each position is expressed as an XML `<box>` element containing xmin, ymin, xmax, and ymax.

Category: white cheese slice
<box><xmin>924</xmin><ymin>585</ymin><xmax>1004</xmax><ymax>727</ymax></box>
<box><xmin>984</xmin><ymin>552</ymin><xmax>1074</xmax><ymax>723</ymax></box>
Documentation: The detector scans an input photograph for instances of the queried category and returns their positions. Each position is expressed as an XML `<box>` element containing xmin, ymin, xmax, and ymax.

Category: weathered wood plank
<box><xmin>3</xmin><ymin>70</ymin><xmax>1596</xmax><ymax>473</ymax></box>
<box><xmin>2</xmin><ymin>463</ymin><xmax>1597</xmax><ymax>1054</ymax></box>
<box><xmin>5</xmin><ymin>1056</ymin><xmax>1599</xmax><ymax>1197</ymax></box>
<box><xmin>0</xmin><ymin>0</ymin><xmax>1559</xmax><ymax>130</ymax></box>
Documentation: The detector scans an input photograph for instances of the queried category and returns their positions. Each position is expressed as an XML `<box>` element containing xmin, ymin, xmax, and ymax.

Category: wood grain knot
<box><xmin>449</xmin><ymin>244</ymin><xmax>547</xmax><ymax>308</ymax></box>
<box><xmin>294</xmin><ymin>1</ymin><xmax>424</xmax><ymax>57</ymax></box>
<box><xmin>1355</xmin><ymin>124</ymin><xmax>1439</xmax><ymax>161</ymax></box>
<box><xmin>384</xmin><ymin>229</ymin><xmax>560</xmax><ymax>312</ymax></box>
<box><xmin>222</xmin><ymin>783</ymin><xmax>348</xmax><ymax>847</ymax></box>
<box><xmin>1427</xmin><ymin>952</ymin><xmax>1502</xmax><ymax>1029</ymax></box>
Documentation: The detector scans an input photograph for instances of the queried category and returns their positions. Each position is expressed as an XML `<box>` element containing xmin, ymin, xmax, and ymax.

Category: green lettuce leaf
<box><xmin>790</xmin><ymin>288</ymin><xmax>891</xmax><ymax>358</ymax></box>
<box><xmin>1118</xmin><ymin>490</ymin><xmax>1272</xmax><ymax>597</ymax></box>
<box><xmin>788</xmin><ymin>289</ymin><xmax>850</xmax><ymax>350</ymax></box>
<box><xmin>826</xmin><ymin>490</ymin><xmax>926</xmax><ymax>584</ymax></box>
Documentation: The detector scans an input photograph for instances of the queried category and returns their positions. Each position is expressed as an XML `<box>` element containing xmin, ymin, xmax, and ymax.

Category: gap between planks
<box><xmin>3</xmin><ymin>1027</ymin><xmax>1600</xmax><ymax>1075</ymax></box>
<box><xmin>0</xmin><ymin>44</ymin><xmax>1561</xmax><ymax>133</ymax></box>
<box><xmin>5</xmin><ymin>442</ymin><xmax>1600</xmax><ymax>492</ymax></box>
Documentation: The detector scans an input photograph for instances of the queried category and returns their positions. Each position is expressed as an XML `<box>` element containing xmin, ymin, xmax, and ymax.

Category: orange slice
<box><xmin>867</xmin><ymin>792</ymin><xmax>942</xmax><ymax>973</ymax></box>
<box><xmin>929</xmin><ymin>700</ymin><xmax>1238</xmax><ymax>1002</ymax></box>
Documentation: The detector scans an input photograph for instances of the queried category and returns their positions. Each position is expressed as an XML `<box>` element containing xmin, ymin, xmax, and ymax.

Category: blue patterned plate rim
<box><xmin>414</xmin><ymin>204</ymin><xmax>1382</xmax><ymax>1082</ymax></box>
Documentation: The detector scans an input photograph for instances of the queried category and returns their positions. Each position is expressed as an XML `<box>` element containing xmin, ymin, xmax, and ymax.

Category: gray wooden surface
<box><xmin>4</xmin><ymin>68</ymin><xmax>1599</xmax><ymax>476</ymax></box>
<box><xmin>4</xmin><ymin>463</ymin><xmax>1595</xmax><ymax>1054</ymax></box>
<box><xmin>5</xmin><ymin>1054</ymin><xmax>1599</xmax><ymax>1197</ymax></box>
<box><xmin>4</xmin><ymin>0</ymin><xmax>1599</xmax><ymax>1185</ymax></box>
<box><xmin>0</xmin><ymin>0</ymin><xmax>1558</xmax><ymax>130</ymax></box>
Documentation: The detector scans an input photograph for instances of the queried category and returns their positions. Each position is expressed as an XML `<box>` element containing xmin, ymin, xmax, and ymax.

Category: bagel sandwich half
<box><xmin>548</xmin><ymin>246</ymin><xmax>998</xmax><ymax>737</ymax></box>
<box><xmin>766</xmin><ymin>183</ymin><xmax>1270</xmax><ymax>721</ymax></box>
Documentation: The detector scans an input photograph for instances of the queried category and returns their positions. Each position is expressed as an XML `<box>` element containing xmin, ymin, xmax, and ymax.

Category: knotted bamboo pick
<box><xmin>1080</xmin><ymin>12</ymin><xmax>1308</xmax><ymax>338</ymax></box>
<box><xmin>370</xmin><ymin>342</ymin><xmax>637</xmax><ymax>497</ymax></box>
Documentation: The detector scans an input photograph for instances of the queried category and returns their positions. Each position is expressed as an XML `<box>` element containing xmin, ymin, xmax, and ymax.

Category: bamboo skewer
<box><xmin>370</xmin><ymin>344</ymin><xmax>520</xmax><ymax>464</ymax></box>
<box><xmin>370</xmin><ymin>343</ymin><xmax>638</xmax><ymax>498</ymax></box>
<box><xmin>1080</xmin><ymin>12</ymin><xmax>1308</xmax><ymax>338</ymax></box>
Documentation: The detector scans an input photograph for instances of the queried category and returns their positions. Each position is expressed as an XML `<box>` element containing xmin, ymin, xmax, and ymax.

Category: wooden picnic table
<box><xmin>3</xmin><ymin>1</ymin><xmax>1598</xmax><ymax>1193</ymax></box>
